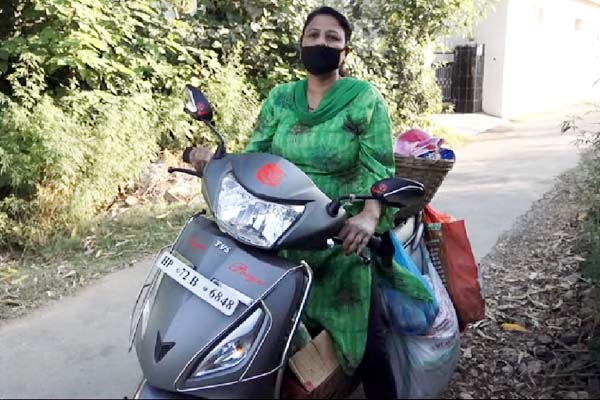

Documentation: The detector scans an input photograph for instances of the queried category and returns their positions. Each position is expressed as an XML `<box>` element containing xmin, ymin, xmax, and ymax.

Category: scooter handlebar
<box><xmin>367</xmin><ymin>236</ymin><xmax>383</xmax><ymax>253</ymax></box>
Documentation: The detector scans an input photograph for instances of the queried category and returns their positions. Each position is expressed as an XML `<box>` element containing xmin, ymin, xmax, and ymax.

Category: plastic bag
<box><xmin>395</xmin><ymin>261</ymin><xmax>461</xmax><ymax>399</ymax></box>
<box><xmin>382</xmin><ymin>232</ymin><xmax>439</xmax><ymax>336</ymax></box>
<box><xmin>383</xmin><ymin>285</ymin><xmax>439</xmax><ymax>336</ymax></box>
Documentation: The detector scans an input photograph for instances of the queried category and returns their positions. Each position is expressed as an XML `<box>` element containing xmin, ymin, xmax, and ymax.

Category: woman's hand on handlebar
<box><xmin>338</xmin><ymin>212</ymin><xmax>378</xmax><ymax>256</ymax></box>
<box><xmin>187</xmin><ymin>146</ymin><xmax>212</xmax><ymax>172</ymax></box>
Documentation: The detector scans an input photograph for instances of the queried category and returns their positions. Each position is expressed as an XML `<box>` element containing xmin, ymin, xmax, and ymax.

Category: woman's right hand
<box><xmin>188</xmin><ymin>146</ymin><xmax>212</xmax><ymax>172</ymax></box>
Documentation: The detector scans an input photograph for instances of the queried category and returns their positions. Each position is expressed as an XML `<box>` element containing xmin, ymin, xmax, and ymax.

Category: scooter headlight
<box><xmin>192</xmin><ymin>309</ymin><xmax>265</xmax><ymax>378</ymax></box>
<box><xmin>215</xmin><ymin>173</ymin><xmax>304</xmax><ymax>249</ymax></box>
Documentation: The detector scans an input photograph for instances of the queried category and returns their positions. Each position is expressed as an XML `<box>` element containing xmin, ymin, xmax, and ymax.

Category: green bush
<box><xmin>0</xmin><ymin>0</ymin><xmax>261</xmax><ymax>249</ymax></box>
<box><xmin>0</xmin><ymin>57</ymin><xmax>259</xmax><ymax>249</ymax></box>
<box><xmin>0</xmin><ymin>0</ymin><xmax>219</xmax><ymax>99</ymax></box>
<box><xmin>151</xmin><ymin>55</ymin><xmax>261</xmax><ymax>152</ymax></box>
<box><xmin>179</xmin><ymin>0</ymin><xmax>493</xmax><ymax>129</ymax></box>
<box><xmin>0</xmin><ymin>92</ymin><xmax>159</xmax><ymax>247</ymax></box>
<box><xmin>186</xmin><ymin>0</ymin><xmax>316</xmax><ymax>98</ymax></box>
<box><xmin>194</xmin><ymin>52</ymin><xmax>261</xmax><ymax>151</ymax></box>
<box><xmin>562</xmin><ymin>106</ymin><xmax>600</xmax><ymax>360</ymax></box>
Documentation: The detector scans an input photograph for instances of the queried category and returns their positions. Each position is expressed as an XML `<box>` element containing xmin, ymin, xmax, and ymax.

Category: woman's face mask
<box><xmin>301</xmin><ymin>14</ymin><xmax>348</xmax><ymax>76</ymax></box>
<box><xmin>301</xmin><ymin>45</ymin><xmax>345</xmax><ymax>75</ymax></box>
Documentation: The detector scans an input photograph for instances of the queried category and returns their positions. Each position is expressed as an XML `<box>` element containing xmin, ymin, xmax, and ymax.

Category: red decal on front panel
<box><xmin>189</xmin><ymin>236</ymin><xmax>207</xmax><ymax>251</ymax></box>
<box><xmin>256</xmin><ymin>162</ymin><xmax>285</xmax><ymax>187</ymax></box>
<box><xmin>229</xmin><ymin>263</ymin><xmax>265</xmax><ymax>286</ymax></box>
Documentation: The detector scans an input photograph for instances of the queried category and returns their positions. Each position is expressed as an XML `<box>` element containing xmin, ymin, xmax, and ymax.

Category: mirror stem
<box><xmin>326</xmin><ymin>199</ymin><xmax>343</xmax><ymax>217</ymax></box>
<box><xmin>204</xmin><ymin>121</ymin><xmax>227</xmax><ymax>159</ymax></box>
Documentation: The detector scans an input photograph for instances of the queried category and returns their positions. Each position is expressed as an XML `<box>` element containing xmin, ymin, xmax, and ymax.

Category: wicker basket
<box><xmin>393</xmin><ymin>155</ymin><xmax>455</xmax><ymax>218</ymax></box>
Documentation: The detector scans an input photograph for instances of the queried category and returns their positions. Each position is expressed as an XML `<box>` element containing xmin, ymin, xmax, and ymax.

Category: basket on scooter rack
<box><xmin>393</xmin><ymin>155</ymin><xmax>454</xmax><ymax>219</ymax></box>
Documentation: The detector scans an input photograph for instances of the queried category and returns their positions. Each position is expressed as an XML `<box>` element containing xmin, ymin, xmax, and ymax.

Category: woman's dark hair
<box><xmin>301</xmin><ymin>6</ymin><xmax>353</xmax><ymax>45</ymax></box>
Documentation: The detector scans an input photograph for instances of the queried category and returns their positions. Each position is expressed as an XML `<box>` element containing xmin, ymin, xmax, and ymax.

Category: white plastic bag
<box><xmin>394</xmin><ymin>262</ymin><xmax>461</xmax><ymax>399</ymax></box>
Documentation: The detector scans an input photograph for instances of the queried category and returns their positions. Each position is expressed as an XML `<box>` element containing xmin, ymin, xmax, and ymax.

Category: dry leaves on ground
<box><xmin>107</xmin><ymin>149</ymin><xmax>202</xmax><ymax>216</ymax></box>
<box><xmin>445</xmin><ymin>170</ymin><xmax>599</xmax><ymax>399</ymax></box>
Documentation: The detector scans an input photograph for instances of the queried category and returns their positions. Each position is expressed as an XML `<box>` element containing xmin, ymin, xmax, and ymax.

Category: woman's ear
<box><xmin>339</xmin><ymin>46</ymin><xmax>351</xmax><ymax>67</ymax></box>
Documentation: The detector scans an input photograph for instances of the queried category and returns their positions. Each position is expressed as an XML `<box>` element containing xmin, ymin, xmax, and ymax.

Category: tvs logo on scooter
<box><xmin>256</xmin><ymin>162</ymin><xmax>285</xmax><ymax>187</ymax></box>
<box><xmin>228</xmin><ymin>263</ymin><xmax>265</xmax><ymax>286</ymax></box>
<box><xmin>214</xmin><ymin>240</ymin><xmax>232</xmax><ymax>254</ymax></box>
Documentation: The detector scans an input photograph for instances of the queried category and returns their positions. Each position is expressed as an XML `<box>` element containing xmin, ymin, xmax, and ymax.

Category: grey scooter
<box><xmin>128</xmin><ymin>85</ymin><xmax>427</xmax><ymax>399</ymax></box>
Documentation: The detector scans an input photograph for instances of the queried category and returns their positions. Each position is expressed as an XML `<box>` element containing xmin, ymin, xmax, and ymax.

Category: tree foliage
<box><xmin>186</xmin><ymin>0</ymin><xmax>317</xmax><ymax>97</ymax></box>
<box><xmin>328</xmin><ymin>0</ymin><xmax>494</xmax><ymax>129</ymax></box>
<box><xmin>0</xmin><ymin>0</ymin><xmax>259</xmax><ymax>249</ymax></box>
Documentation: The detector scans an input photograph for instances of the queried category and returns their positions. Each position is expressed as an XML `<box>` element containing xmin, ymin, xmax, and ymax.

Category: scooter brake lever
<box><xmin>359</xmin><ymin>253</ymin><xmax>372</xmax><ymax>265</ymax></box>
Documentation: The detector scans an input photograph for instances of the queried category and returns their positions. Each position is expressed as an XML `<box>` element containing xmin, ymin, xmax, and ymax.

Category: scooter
<box><xmin>128</xmin><ymin>85</ymin><xmax>428</xmax><ymax>399</ymax></box>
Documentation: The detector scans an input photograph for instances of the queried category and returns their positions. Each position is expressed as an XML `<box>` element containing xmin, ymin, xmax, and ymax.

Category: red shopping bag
<box><xmin>423</xmin><ymin>205</ymin><xmax>454</xmax><ymax>224</ymax></box>
<box><xmin>424</xmin><ymin>206</ymin><xmax>485</xmax><ymax>331</ymax></box>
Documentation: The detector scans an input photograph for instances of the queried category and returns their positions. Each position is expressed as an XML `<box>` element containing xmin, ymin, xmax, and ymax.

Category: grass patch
<box><xmin>0</xmin><ymin>199</ymin><xmax>206</xmax><ymax>320</ymax></box>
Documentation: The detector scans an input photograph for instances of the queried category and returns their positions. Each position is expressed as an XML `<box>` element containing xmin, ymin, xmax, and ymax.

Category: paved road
<box><xmin>0</xmin><ymin>105</ymin><xmax>597</xmax><ymax>398</ymax></box>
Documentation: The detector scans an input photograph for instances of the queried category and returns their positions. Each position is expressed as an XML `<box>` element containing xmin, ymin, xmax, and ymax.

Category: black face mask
<box><xmin>300</xmin><ymin>45</ymin><xmax>345</xmax><ymax>75</ymax></box>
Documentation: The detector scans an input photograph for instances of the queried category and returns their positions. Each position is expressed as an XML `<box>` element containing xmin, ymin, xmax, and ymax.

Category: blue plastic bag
<box><xmin>382</xmin><ymin>234</ymin><xmax>439</xmax><ymax>336</ymax></box>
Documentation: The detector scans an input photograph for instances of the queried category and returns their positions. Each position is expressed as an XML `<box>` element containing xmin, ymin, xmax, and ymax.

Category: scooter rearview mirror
<box><xmin>370</xmin><ymin>178</ymin><xmax>425</xmax><ymax>208</ymax></box>
<box><xmin>184</xmin><ymin>84</ymin><xmax>214</xmax><ymax>122</ymax></box>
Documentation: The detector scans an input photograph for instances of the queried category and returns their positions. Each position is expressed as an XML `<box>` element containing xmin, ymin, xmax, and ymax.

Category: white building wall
<box><xmin>437</xmin><ymin>0</ymin><xmax>600</xmax><ymax>118</ymax></box>
<box><xmin>473</xmin><ymin>0</ymin><xmax>510</xmax><ymax>117</ymax></box>
<box><xmin>500</xmin><ymin>0</ymin><xmax>600</xmax><ymax>118</ymax></box>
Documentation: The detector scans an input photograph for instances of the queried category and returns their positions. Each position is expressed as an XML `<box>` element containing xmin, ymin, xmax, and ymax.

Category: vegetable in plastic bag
<box><xmin>382</xmin><ymin>232</ymin><xmax>439</xmax><ymax>335</ymax></box>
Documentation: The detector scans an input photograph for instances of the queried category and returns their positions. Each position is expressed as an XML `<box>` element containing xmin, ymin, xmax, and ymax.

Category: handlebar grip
<box><xmin>182</xmin><ymin>147</ymin><xmax>193</xmax><ymax>163</ymax></box>
<box><xmin>167</xmin><ymin>167</ymin><xmax>203</xmax><ymax>178</ymax></box>
<box><xmin>328</xmin><ymin>235</ymin><xmax>389</xmax><ymax>265</ymax></box>
<box><xmin>331</xmin><ymin>236</ymin><xmax>383</xmax><ymax>253</ymax></box>
<box><xmin>367</xmin><ymin>236</ymin><xmax>383</xmax><ymax>252</ymax></box>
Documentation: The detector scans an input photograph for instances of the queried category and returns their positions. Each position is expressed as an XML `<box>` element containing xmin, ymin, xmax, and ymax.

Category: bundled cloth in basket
<box><xmin>393</xmin><ymin>129</ymin><xmax>455</xmax><ymax>219</ymax></box>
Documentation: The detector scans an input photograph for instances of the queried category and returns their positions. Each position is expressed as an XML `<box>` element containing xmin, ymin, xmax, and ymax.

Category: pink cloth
<box><xmin>394</xmin><ymin>129</ymin><xmax>446</xmax><ymax>158</ymax></box>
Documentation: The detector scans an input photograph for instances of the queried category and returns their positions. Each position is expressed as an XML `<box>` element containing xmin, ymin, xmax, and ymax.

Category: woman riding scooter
<box><xmin>189</xmin><ymin>6</ymin><xmax>402</xmax><ymax>397</ymax></box>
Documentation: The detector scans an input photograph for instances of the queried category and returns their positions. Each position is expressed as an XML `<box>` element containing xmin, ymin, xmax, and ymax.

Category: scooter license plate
<box><xmin>156</xmin><ymin>252</ymin><xmax>239</xmax><ymax>316</ymax></box>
